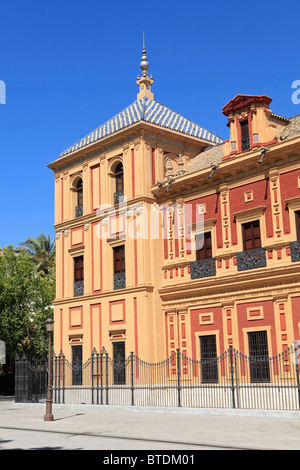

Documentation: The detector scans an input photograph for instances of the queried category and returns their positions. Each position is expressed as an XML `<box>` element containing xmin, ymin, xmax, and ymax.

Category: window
<box><xmin>196</xmin><ymin>232</ymin><xmax>212</xmax><ymax>260</ymax></box>
<box><xmin>72</xmin><ymin>345</ymin><xmax>82</xmax><ymax>385</ymax></box>
<box><xmin>113</xmin><ymin>341</ymin><xmax>126</xmax><ymax>385</ymax></box>
<box><xmin>76</xmin><ymin>178</ymin><xmax>83</xmax><ymax>206</ymax></box>
<box><xmin>74</xmin><ymin>255</ymin><xmax>84</xmax><ymax>281</ymax></box>
<box><xmin>113</xmin><ymin>245</ymin><xmax>125</xmax><ymax>274</ymax></box>
<box><xmin>74</xmin><ymin>255</ymin><xmax>84</xmax><ymax>296</ymax></box>
<box><xmin>242</xmin><ymin>220</ymin><xmax>261</xmax><ymax>250</ymax></box>
<box><xmin>115</xmin><ymin>162</ymin><xmax>124</xmax><ymax>193</ymax></box>
<box><xmin>295</xmin><ymin>210</ymin><xmax>300</xmax><ymax>240</ymax></box>
<box><xmin>75</xmin><ymin>178</ymin><xmax>83</xmax><ymax>217</ymax></box>
<box><xmin>240</xmin><ymin>119</ymin><xmax>250</xmax><ymax>151</ymax></box>
<box><xmin>200</xmin><ymin>335</ymin><xmax>218</xmax><ymax>383</ymax></box>
<box><xmin>248</xmin><ymin>331</ymin><xmax>270</xmax><ymax>382</ymax></box>
<box><xmin>113</xmin><ymin>245</ymin><xmax>125</xmax><ymax>289</ymax></box>
<box><xmin>113</xmin><ymin>162</ymin><xmax>124</xmax><ymax>205</ymax></box>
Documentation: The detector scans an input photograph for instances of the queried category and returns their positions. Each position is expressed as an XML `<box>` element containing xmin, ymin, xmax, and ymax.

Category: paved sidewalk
<box><xmin>0</xmin><ymin>400</ymin><xmax>300</xmax><ymax>451</ymax></box>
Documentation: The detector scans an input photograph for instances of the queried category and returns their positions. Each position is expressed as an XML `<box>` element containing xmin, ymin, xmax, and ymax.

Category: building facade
<box><xmin>48</xmin><ymin>46</ymin><xmax>300</xmax><ymax>377</ymax></box>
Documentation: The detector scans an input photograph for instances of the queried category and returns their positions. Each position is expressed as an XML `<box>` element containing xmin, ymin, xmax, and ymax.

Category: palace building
<box><xmin>48</xmin><ymin>42</ymin><xmax>300</xmax><ymax>374</ymax></box>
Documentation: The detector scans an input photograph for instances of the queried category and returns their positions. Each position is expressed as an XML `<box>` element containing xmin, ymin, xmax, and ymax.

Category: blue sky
<box><xmin>1</xmin><ymin>0</ymin><xmax>300</xmax><ymax>248</ymax></box>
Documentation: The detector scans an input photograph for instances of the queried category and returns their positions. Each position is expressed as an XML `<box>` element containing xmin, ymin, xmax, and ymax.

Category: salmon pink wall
<box><xmin>280</xmin><ymin>169</ymin><xmax>300</xmax><ymax>235</ymax></box>
<box><xmin>229</xmin><ymin>178</ymin><xmax>273</xmax><ymax>244</ymax></box>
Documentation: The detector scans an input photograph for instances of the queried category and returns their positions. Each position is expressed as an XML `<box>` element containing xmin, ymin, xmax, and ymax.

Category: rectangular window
<box><xmin>113</xmin><ymin>341</ymin><xmax>126</xmax><ymax>385</ymax></box>
<box><xmin>72</xmin><ymin>345</ymin><xmax>82</xmax><ymax>385</ymax></box>
<box><xmin>74</xmin><ymin>256</ymin><xmax>84</xmax><ymax>281</ymax></box>
<box><xmin>200</xmin><ymin>335</ymin><xmax>218</xmax><ymax>383</ymax></box>
<box><xmin>295</xmin><ymin>210</ymin><xmax>300</xmax><ymax>240</ymax></box>
<box><xmin>196</xmin><ymin>232</ymin><xmax>212</xmax><ymax>260</ymax></box>
<box><xmin>242</xmin><ymin>220</ymin><xmax>261</xmax><ymax>250</ymax></box>
<box><xmin>113</xmin><ymin>245</ymin><xmax>125</xmax><ymax>273</ymax></box>
<box><xmin>74</xmin><ymin>255</ymin><xmax>84</xmax><ymax>296</ymax></box>
<box><xmin>240</xmin><ymin>119</ymin><xmax>250</xmax><ymax>151</ymax></box>
<box><xmin>248</xmin><ymin>331</ymin><xmax>270</xmax><ymax>383</ymax></box>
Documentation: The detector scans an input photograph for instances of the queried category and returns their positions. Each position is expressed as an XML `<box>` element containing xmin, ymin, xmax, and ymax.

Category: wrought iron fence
<box><xmin>15</xmin><ymin>354</ymin><xmax>47</xmax><ymax>403</ymax></box>
<box><xmin>15</xmin><ymin>344</ymin><xmax>300</xmax><ymax>411</ymax></box>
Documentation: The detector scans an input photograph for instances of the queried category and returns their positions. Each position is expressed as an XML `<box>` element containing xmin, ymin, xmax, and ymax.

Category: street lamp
<box><xmin>44</xmin><ymin>316</ymin><xmax>54</xmax><ymax>421</ymax></box>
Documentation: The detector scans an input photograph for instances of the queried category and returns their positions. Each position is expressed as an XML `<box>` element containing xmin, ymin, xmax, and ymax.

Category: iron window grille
<box><xmin>248</xmin><ymin>331</ymin><xmax>270</xmax><ymax>383</ymax></box>
<box><xmin>200</xmin><ymin>335</ymin><xmax>218</xmax><ymax>383</ymax></box>
<box><xmin>113</xmin><ymin>245</ymin><xmax>125</xmax><ymax>290</ymax></box>
<box><xmin>74</xmin><ymin>256</ymin><xmax>84</xmax><ymax>296</ymax></box>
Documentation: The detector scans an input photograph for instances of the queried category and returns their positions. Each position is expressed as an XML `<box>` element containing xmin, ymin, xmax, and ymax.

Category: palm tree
<box><xmin>18</xmin><ymin>233</ymin><xmax>56</xmax><ymax>275</ymax></box>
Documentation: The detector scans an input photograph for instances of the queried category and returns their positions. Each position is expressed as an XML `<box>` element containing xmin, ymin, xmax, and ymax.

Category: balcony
<box><xmin>290</xmin><ymin>241</ymin><xmax>300</xmax><ymax>262</ymax></box>
<box><xmin>190</xmin><ymin>258</ymin><xmax>216</xmax><ymax>279</ymax></box>
<box><xmin>236</xmin><ymin>247</ymin><xmax>266</xmax><ymax>271</ymax></box>
<box><xmin>114</xmin><ymin>272</ymin><xmax>126</xmax><ymax>290</ymax></box>
<box><xmin>114</xmin><ymin>190</ymin><xmax>124</xmax><ymax>206</ymax></box>
<box><xmin>75</xmin><ymin>204</ymin><xmax>83</xmax><ymax>218</ymax></box>
<box><xmin>74</xmin><ymin>280</ymin><xmax>84</xmax><ymax>297</ymax></box>
<box><xmin>241</xmin><ymin>137</ymin><xmax>250</xmax><ymax>152</ymax></box>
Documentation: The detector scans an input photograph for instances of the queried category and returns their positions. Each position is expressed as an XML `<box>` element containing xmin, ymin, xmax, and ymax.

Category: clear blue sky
<box><xmin>1</xmin><ymin>0</ymin><xmax>300</xmax><ymax>248</ymax></box>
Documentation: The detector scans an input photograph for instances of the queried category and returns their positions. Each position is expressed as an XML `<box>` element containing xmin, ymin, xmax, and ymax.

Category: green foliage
<box><xmin>18</xmin><ymin>233</ymin><xmax>56</xmax><ymax>275</ymax></box>
<box><xmin>0</xmin><ymin>238</ymin><xmax>56</xmax><ymax>363</ymax></box>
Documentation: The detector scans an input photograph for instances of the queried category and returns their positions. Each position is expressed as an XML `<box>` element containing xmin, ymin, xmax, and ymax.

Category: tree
<box><xmin>18</xmin><ymin>233</ymin><xmax>56</xmax><ymax>275</ymax></box>
<box><xmin>0</xmin><ymin>245</ymin><xmax>56</xmax><ymax>363</ymax></box>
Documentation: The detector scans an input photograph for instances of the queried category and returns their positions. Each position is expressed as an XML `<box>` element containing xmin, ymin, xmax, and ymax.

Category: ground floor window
<box><xmin>200</xmin><ymin>335</ymin><xmax>218</xmax><ymax>383</ymax></box>
<box><xmin>248</xmin><ymin>330</ymin><xmax>270</xmax><ymax>382</ymax></box>
<box><xmin>113</xmin><ymin>341</ymin><xmax>126</xmax><ymax>385</ymax></box>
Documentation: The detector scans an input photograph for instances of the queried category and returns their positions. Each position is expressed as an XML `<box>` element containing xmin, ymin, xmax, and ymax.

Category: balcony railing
<box><xmin>74</xmin><ymin>280</ymin><xmax>84</xmax><ymax>297</ymax></box>
<box><xmin>114</xmin><ymin>190</ymin><xmax>124</xmax><ymax>206</ymax></box>
<box><xmin>236</xmin><ymin>247</ymin><xmax>266</xmax><ymax>271</ymax></box>
<box><xmin>241</xmin><ymin>137</ymin><xmax>250</xmax><ymax>151</ymax></box>
<box><xmin>190</xmin><ymin>258</ymin><xmax>216</xmax><ymax>279</ymax></box>
<box><xmin>114</xmin><ymin>272</ymin><xmax>126</xmax><ymax>290</ymax></box>
<box><xmin>75</xmin><ymin>204</ymin><xmax>83</xmax><ymax>218</ymax></box>
<box><xmin>290</xmin><ymin>240</ymin><xmax>300</xmax><ymax>262</ymax></box>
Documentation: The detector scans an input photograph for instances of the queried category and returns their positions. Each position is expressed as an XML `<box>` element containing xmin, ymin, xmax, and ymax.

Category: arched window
<box><xmin>75</xmin><ymin>177</ymin><xmax>83</xmax><ymax>218</ymax></box>
<box><xmin>114</xmin><ymin>162</ymin><xmax>124</xmax><ymax>205</ymax></box>
<box><xmin>115</xmin><ymin>162</ymin><xmax>123</xmax><ymax>193</ymax></box>
<box><xmin>76</xmin><ymin>178</ymin><xmax>83</xmax><ymax>206</ymax></box>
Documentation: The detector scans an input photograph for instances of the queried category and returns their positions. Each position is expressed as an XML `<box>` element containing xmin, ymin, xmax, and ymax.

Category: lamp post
<box><xmin>44</xmin><ymin>317</ymin><xmax>54</xmax><ymax>421</ymax></box>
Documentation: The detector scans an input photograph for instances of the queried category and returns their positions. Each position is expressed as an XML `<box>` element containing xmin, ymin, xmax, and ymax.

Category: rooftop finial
<box><xmin>136</xmin><ymin>32</ymin><xmax>154</xmax><ymax>100</ymax></box>
<box><xmin>140</xmin><ymin>31</ymin><xmax>149</xmax><ymax>76</ymax></box>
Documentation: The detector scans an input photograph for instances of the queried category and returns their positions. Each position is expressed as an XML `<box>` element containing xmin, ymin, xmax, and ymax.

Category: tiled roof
<box><xmin>59</xmin><ymin>97</ymin><xmax>224</xmax><ymax>157</ymax></box>
<box><xmin>179</xmin><ymin>142</ymin><xmax>225</xmax><ymax>175</ymax></box>
<box><xmin>280</xmin><ymin>114</ymin><xmax>300</xmax><ymax>141</ymax></box>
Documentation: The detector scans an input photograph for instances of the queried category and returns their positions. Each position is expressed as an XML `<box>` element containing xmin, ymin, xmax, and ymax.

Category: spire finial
<box><xmin>136</xmin><ymin>32</ymin><xmax>154</xmax><ymax>100</ymax></box>
<box><xmin>140</xmin><ymin>31</ymin><xmax>149</xmax><ymax>76</ymax></box>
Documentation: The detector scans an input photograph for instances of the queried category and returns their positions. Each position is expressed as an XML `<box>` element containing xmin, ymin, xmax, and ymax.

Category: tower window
<box><xmin>74</xmin><ymin>255</ymin><xmax>84</xmax><ymax>282</ymax></box>
<box><xmin>76</xmin><ymin>178</ymin><xmax>83</xmax><ymax>206</ymax></box>
<box><xmin>75</xmin><ymin>178</ymin><xmax>83</xmax><ymax>217</ymax></box>
<box><xmin>240</xmin><ymin>120</ymin><xmax>250</xmax><ymax>151</ymax></box>
<box><xmin>115</xmin><ymin>162</ymin><xmax>124</xmax><ymax>193</ymax></box>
